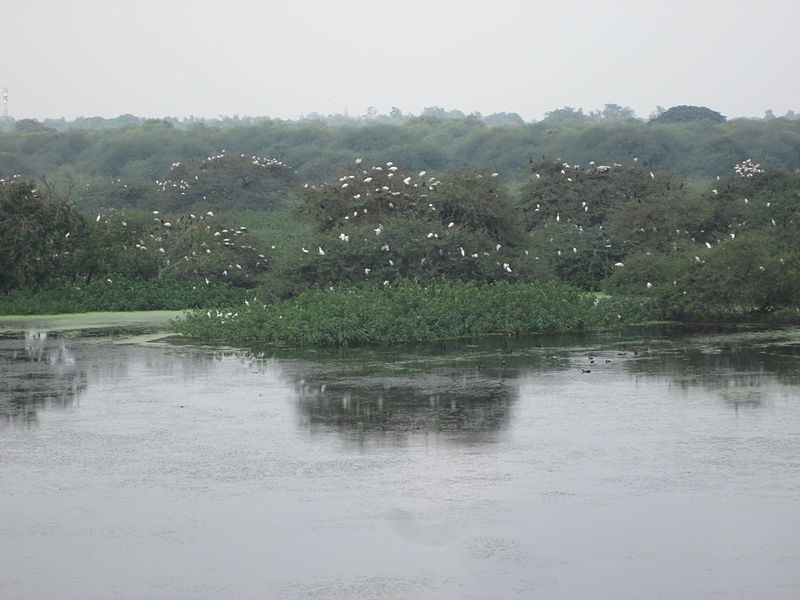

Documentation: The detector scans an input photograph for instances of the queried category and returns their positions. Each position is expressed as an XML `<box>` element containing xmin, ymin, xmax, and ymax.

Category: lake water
<box><xmin>1</xmin><ymin>315</ymin><xmax>799</xmax><ymax>599</ymax></box>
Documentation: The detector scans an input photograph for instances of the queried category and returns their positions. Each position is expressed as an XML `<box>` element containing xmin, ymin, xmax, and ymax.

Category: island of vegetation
<box><xmin>1</xmin><ymin>104</ymin><xmax>798</xmax><ymax>346</ymax></box>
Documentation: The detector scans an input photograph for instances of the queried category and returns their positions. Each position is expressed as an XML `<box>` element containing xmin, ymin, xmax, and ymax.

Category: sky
<box><xmin>4</xmin><ymin>0</ymin><xmax>799</xmax><ymax>122</ymax></box>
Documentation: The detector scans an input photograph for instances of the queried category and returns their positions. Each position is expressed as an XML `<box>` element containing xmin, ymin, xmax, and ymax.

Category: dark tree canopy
<box><xmin>650</xmin><ymin>105</ymin><xmax>726</xmax><ymax>124</ymax></box>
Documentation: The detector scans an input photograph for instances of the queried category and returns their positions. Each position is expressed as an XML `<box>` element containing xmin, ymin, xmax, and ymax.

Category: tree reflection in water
<box><xmin>290</xmin><ymin>371</ymin><xmax>516</xmax><ymax>445</ymax></box>
<box><xmin>0</xmin><ymin>331</ymin><xmax>86</xmax><ymax>426</ymax></box>
<box><xmin>614</xmin><ymin>327</ymin><xmax>800</xmax><ymax>410</ymax></box>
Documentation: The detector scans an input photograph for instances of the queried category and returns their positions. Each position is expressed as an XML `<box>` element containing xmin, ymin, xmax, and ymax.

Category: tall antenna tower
<box><xmin>2</xmin><ymin>87</ymin><xmax>7</xmax><ymax>120</ymax></box>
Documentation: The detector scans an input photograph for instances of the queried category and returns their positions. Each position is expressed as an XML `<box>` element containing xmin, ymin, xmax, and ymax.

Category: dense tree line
<box><xmin>2</xmin><ymin>120</ymin><xmax>799</xmax><ymax>320</ymax></box>
<box><xmin>2</xmin><ymin>109</ymin><xmax>800</xmax><ymax>210</ymax></box>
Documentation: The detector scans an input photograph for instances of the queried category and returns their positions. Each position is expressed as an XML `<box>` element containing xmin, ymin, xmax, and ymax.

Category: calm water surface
<box><xmin>1</xmin><ymin>317</ymin><xmax>799</xmax><ymax>599</ymax></box>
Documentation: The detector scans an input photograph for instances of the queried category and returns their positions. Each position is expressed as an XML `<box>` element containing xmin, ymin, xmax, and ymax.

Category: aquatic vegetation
<box><xmin>173</xmin><ymin>280</ymin><xmax>662</xmax><ymax>347</ymax></box>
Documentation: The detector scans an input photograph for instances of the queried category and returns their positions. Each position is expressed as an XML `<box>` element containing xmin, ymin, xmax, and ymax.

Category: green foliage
<box><xmin>155</xmin><ymin>153</ymin><xmax>299</xmax><ymax>212</ymax></box>
<box><xmin>3</xmin><ymin>114</ymin><xmax>800</xmax><ymax>187</ymax></box>
<box><xmin>0</xmin><ymin>277</ymin><xmax>249</xmax><ymax>315</ymax></box>
<box><xmin>173</xmin><ymin>280</ymin><xmax>600</xmax><ymax>346</ymax></box>
<box><xmin>650</xmin><ymin>105</ymin><xmax>726</xmax><ymax>123</ymax></box>
<box><xmin>519</xmin><ymin>158</ymin><xmax>679</xmax><ymax>231</ymax></box>
<box><xmin>0</xmin><ymin>177</ymin><xmax>89</xmax><ymax>291</ymax></box>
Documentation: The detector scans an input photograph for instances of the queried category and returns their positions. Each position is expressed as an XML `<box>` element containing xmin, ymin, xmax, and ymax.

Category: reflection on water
<box><xmin>614</xmin><ymin>328</ymin><xmax>800</xmax><ymax>409</ymax></box>
<box><xmin>1</xmin><ymin>319</ymin><xmax>800</xmax><ymax>600</ymax></box>
<box><xmin>0</xmin><ymin>330</ymin><xmax>86</xmax><ymax>426</ymax></box>
<box><xmin>290</xmin><ymin>370</ymin><xmax>515</xmax><ymax>445</ymax></box>
<box><xmin>3</xmin><ymin>323</ymin><xmax>800</xmax><ymax>431</ymax></box>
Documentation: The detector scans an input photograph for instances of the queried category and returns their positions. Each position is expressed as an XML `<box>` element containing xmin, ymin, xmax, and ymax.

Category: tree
<box><xmin>483</xmin><ymin>112</ymin><xmax>526</xmax><ymax>126</ymax></box>
<box><xmin>14</xmin><ymin>119</ymin><xmax>57</xmax><ymax>134</ymax></box>
<box><xmin>155</xmin><ymin>153</ymin><xmax>299</xmax><ymax>212</ymax></box>
<box><xmin>650</xmin><ymin>105</ymin><xmax>726</xmax><ymax>124</ymax></box>
<box><xmin>0</xmin><ymin>177</ymin><xmax>88</xmax><ymax>291</ymax></box>
<box><xmin>542</xmin><ymin>107</ymin><xmax>587</xmax><ymax>125</ymax></box>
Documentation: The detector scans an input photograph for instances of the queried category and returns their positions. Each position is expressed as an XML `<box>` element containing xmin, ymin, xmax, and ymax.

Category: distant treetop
<box><xmin>650</xmin><ymin>105</ymin><xmax>726</xmax><ymax>124</ymax></box>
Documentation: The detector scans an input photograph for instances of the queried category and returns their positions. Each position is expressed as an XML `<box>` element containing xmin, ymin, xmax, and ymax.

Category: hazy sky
<box><xmin>5</xmin><ymin>0</ymin><xmax>798</xmax><ymax>121</ymax></box>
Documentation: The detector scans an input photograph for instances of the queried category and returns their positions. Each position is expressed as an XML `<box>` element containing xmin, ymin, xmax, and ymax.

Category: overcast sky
<box><xmin>4</xmin><ymin>0</ymin><xmax>798</xmax><ymax>122</ymax></box>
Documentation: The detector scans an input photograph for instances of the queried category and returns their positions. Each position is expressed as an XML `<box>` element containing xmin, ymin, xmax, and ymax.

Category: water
<box><xmin>1</xmin><ymin>316</ymin><xmax>799</xmax><ymax>599</ymax></box>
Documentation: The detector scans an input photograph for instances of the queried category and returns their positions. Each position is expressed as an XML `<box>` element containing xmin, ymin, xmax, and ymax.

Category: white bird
<box><xmin>503</xmin><ymin>263</ymin><xmax>512</xmax><ymax>273</ymax></box>
<box><xmin>403</xmin><ymin>176</ymin><xmax>412</xmax><ymax>185</ymax></box>
<box><xmin>419</xmin><ymin>170</ymin><xmax>426</xmax><ymax>177</ymax></box>
<box><xmin>649</xmin><ymin>171</ymin><xmax>655</xmax><ymax>179</ymax></box>
<box><xmin>705</xmin><ymin>242</ymin><xmax>712</xmax><ymax>248</ymax></box>
<box><xmin>374</xmin><ymin>227</ymin><xmax>382</xmax><ymax>235</ymax></box>
<box><xmin>646</xmin><ymin>282</ymin><xmax>653</xmax><ymax>288</ymax></box>
<box><xmin>301</xmin><ymin>247</ymin><xmax>309</xmax><ymax>253</ymax></box>
<box><xmin>460</xmin><ymin>247</ymin><xmax>465</xmax><ymax>256</ymax></box>
<box><xmin>448</xmin><ymin>222</ymin><xmax>454</xmax><ymax>228</ymax></box>
<box><xmin>364</xmin><ymin>268</ymin><xmax>371</xmax><ymax>275</ymax></box>
<box><xmin>496</xmin><ymin>244</ymin><xmax>501</xmax><ymax>251</ymax></box>
<box><xmin>207</xmin><ymin>211</ymin><xmax>214</xmax><ymax>216</ymax></box>
<box><xmin>318</xmin><ymin>247</ymin><xmax>325</xmax><ymax>255</ymax></box>
<box><xmin>96</xmin><ymin>214</ymin><xmax>101</xmax><ymax>222</ymax></box>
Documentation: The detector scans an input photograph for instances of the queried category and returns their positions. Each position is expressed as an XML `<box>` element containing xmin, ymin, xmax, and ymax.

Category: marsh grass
<box><xmin>174</xmin><ymin>280</ymin><xmax>663</xmax><ymax>347</ymax></box>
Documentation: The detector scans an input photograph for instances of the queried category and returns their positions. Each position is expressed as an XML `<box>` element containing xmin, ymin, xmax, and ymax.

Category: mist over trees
<box><xmin>1</xmin><ymin>104</ymin><xmax>800</xmax><ymax>205</ymax></box>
